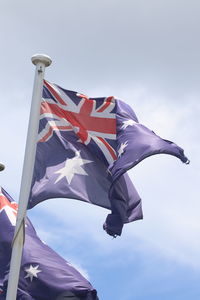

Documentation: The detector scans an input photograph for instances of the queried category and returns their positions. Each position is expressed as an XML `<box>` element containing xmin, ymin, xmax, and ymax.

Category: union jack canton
<box><xmin>39</xmin><ymin>80</ymin><xmax>118</xmax><ymax>165</ymax></box>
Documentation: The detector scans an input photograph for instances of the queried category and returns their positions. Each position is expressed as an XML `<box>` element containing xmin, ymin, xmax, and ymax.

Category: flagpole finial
<box><xmin>31</xmin><ymin>54</ymin><xmax>52</xmax><ymax>67</ymax></box>
<box><xmin>0</xmin><ymin>163</ymin><xmax>5</xmax><ymax>171</ymax></box>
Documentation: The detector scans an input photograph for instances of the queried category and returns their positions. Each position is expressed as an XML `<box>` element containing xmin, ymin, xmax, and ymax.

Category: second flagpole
<box><xmin>6</xmin><ymin>54</ymin><xmax>52</xmax><ymax>300</ymax></box>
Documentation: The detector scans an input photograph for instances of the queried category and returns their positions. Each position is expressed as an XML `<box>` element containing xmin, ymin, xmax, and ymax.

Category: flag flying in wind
<box><xmin>29</xmin><ymin>80</ymin><xmax>189</xmax><ymax>236</ymax></box>
<box><xmin>0</xmin><ymin>188</ymin><xmax>98</xmax><ymax>300</ymax></box>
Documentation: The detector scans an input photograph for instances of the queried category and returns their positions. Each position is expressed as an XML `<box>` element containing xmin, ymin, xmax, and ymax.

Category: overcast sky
<box><xmin>0</xmin><ymin>1</ymin><xmax>200</xmax><ymax>299</ymax></box>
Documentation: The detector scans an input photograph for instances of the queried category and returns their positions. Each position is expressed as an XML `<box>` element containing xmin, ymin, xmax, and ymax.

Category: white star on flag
<box><xmin>54</xmin><ymin>151</ymin><xmax>93</xmax><ymax>184</ymax></box>
<box><xmin>121</xmin><ymin>119</ymin><xmax>137</xmax><ymax>129</ymax></box>
<box><xmin>24</xmin><ymin>265</ymin><xmax>42</xmax><ymax>282</ymax></box>
<box><xmin>118</xmin><ymin>141</ymin><xmax>128</xmax><ymax>157</ymax></box>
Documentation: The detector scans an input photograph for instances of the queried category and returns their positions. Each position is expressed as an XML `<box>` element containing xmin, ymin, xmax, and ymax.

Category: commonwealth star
<box><xmin>24</xmin><ymin>264</ymin><xmax>42</xmax><ymax>282</ymax></box>
<box><xmin>54</xmin><ymin>151</ymin><xmax>93</xmax><ymax>184</ymax></box>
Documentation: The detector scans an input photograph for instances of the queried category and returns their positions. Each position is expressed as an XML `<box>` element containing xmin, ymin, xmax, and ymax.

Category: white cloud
<box><xmin>64</xmin><ymin>260</ymin><xmax>90</xmax><ymax>281</ymax></box>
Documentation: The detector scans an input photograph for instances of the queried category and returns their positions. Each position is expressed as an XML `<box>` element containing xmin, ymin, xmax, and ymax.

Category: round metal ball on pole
<box><xmin>0</xmin><ymin>163</ymin><xmax>5</xmax><ymax>171</ymax></box>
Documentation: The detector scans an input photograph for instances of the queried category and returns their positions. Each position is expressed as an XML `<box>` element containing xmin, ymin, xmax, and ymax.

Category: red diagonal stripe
<box><xmin>97</xmin><ymin>137</ymin><xmax>117</xmax><ymax>160</ymax></box>
<box><xmin>39</xmin><ymin>125</ymin><xmax>73</xmax><ymax>142</ymax></box>
<box><xmin>44</xmin><ymin>80</ymin><xmax>66</xmax><ymax>105</ymax></box>
<box><xmin>0</xmin><ymin>195</ymin><xmax>18</xmax><ymax>212</ymax></box>
<box><xmin>97</xmin><ymin>96</ymin><xmax>114</xmax><ymax>112</ymax></box>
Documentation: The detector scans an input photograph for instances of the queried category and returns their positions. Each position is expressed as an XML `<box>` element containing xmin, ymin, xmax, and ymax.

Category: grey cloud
<box><xmin>0</xmin><ymin>0</ymin><xmax>199</xmax><ymax>100</ymax></box>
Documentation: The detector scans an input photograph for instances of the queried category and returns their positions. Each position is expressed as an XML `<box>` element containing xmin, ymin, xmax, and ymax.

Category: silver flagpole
<box><xmin>6</xmin><ymin>54</ymin><xmax>52</xmax><ymax>300</ymax></box>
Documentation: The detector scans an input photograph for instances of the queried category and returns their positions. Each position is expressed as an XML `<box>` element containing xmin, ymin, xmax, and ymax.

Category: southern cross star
<box><xmin>54</xmin><ymin>151</ymin><xmax>93</xmax><ymax>184</ymax></box>
<box><xmin>118</xmin><ymin>141</ymin><xmax>128</xmax><ymax>157</ymax></box>
<box><xmin>24</xmin><ymin>265</ymin><xmax>42</xmax><ymax>282</ymax></box>
<box><xmin>121</xmin><ymin>119</ymin><xmax>137</xmax><ymax>130</ymax></box>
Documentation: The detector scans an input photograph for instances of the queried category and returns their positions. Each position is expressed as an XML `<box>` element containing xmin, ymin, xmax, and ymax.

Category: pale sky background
<box><xmin>0</xmin><ymin>1</ymin><xmax>200</xmax><ymax>299</ymax></box>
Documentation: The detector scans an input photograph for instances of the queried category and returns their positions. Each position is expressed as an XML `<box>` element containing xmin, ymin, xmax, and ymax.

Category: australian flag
<box><xmin>29</xmin><ymin>80</ymin><xmax>189</xmax><ymax>237</ymax></box>
<box><xmin>0</xmin><ymin>188</ymin><xmax>98</xmax><ymax>300</ymax></box>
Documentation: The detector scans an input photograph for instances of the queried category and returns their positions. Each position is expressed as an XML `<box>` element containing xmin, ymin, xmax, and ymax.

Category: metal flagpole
<box><xmin>6</xmin><ymin>54</ymin><xmax>52</xmax><ymax>300</ymax></box>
